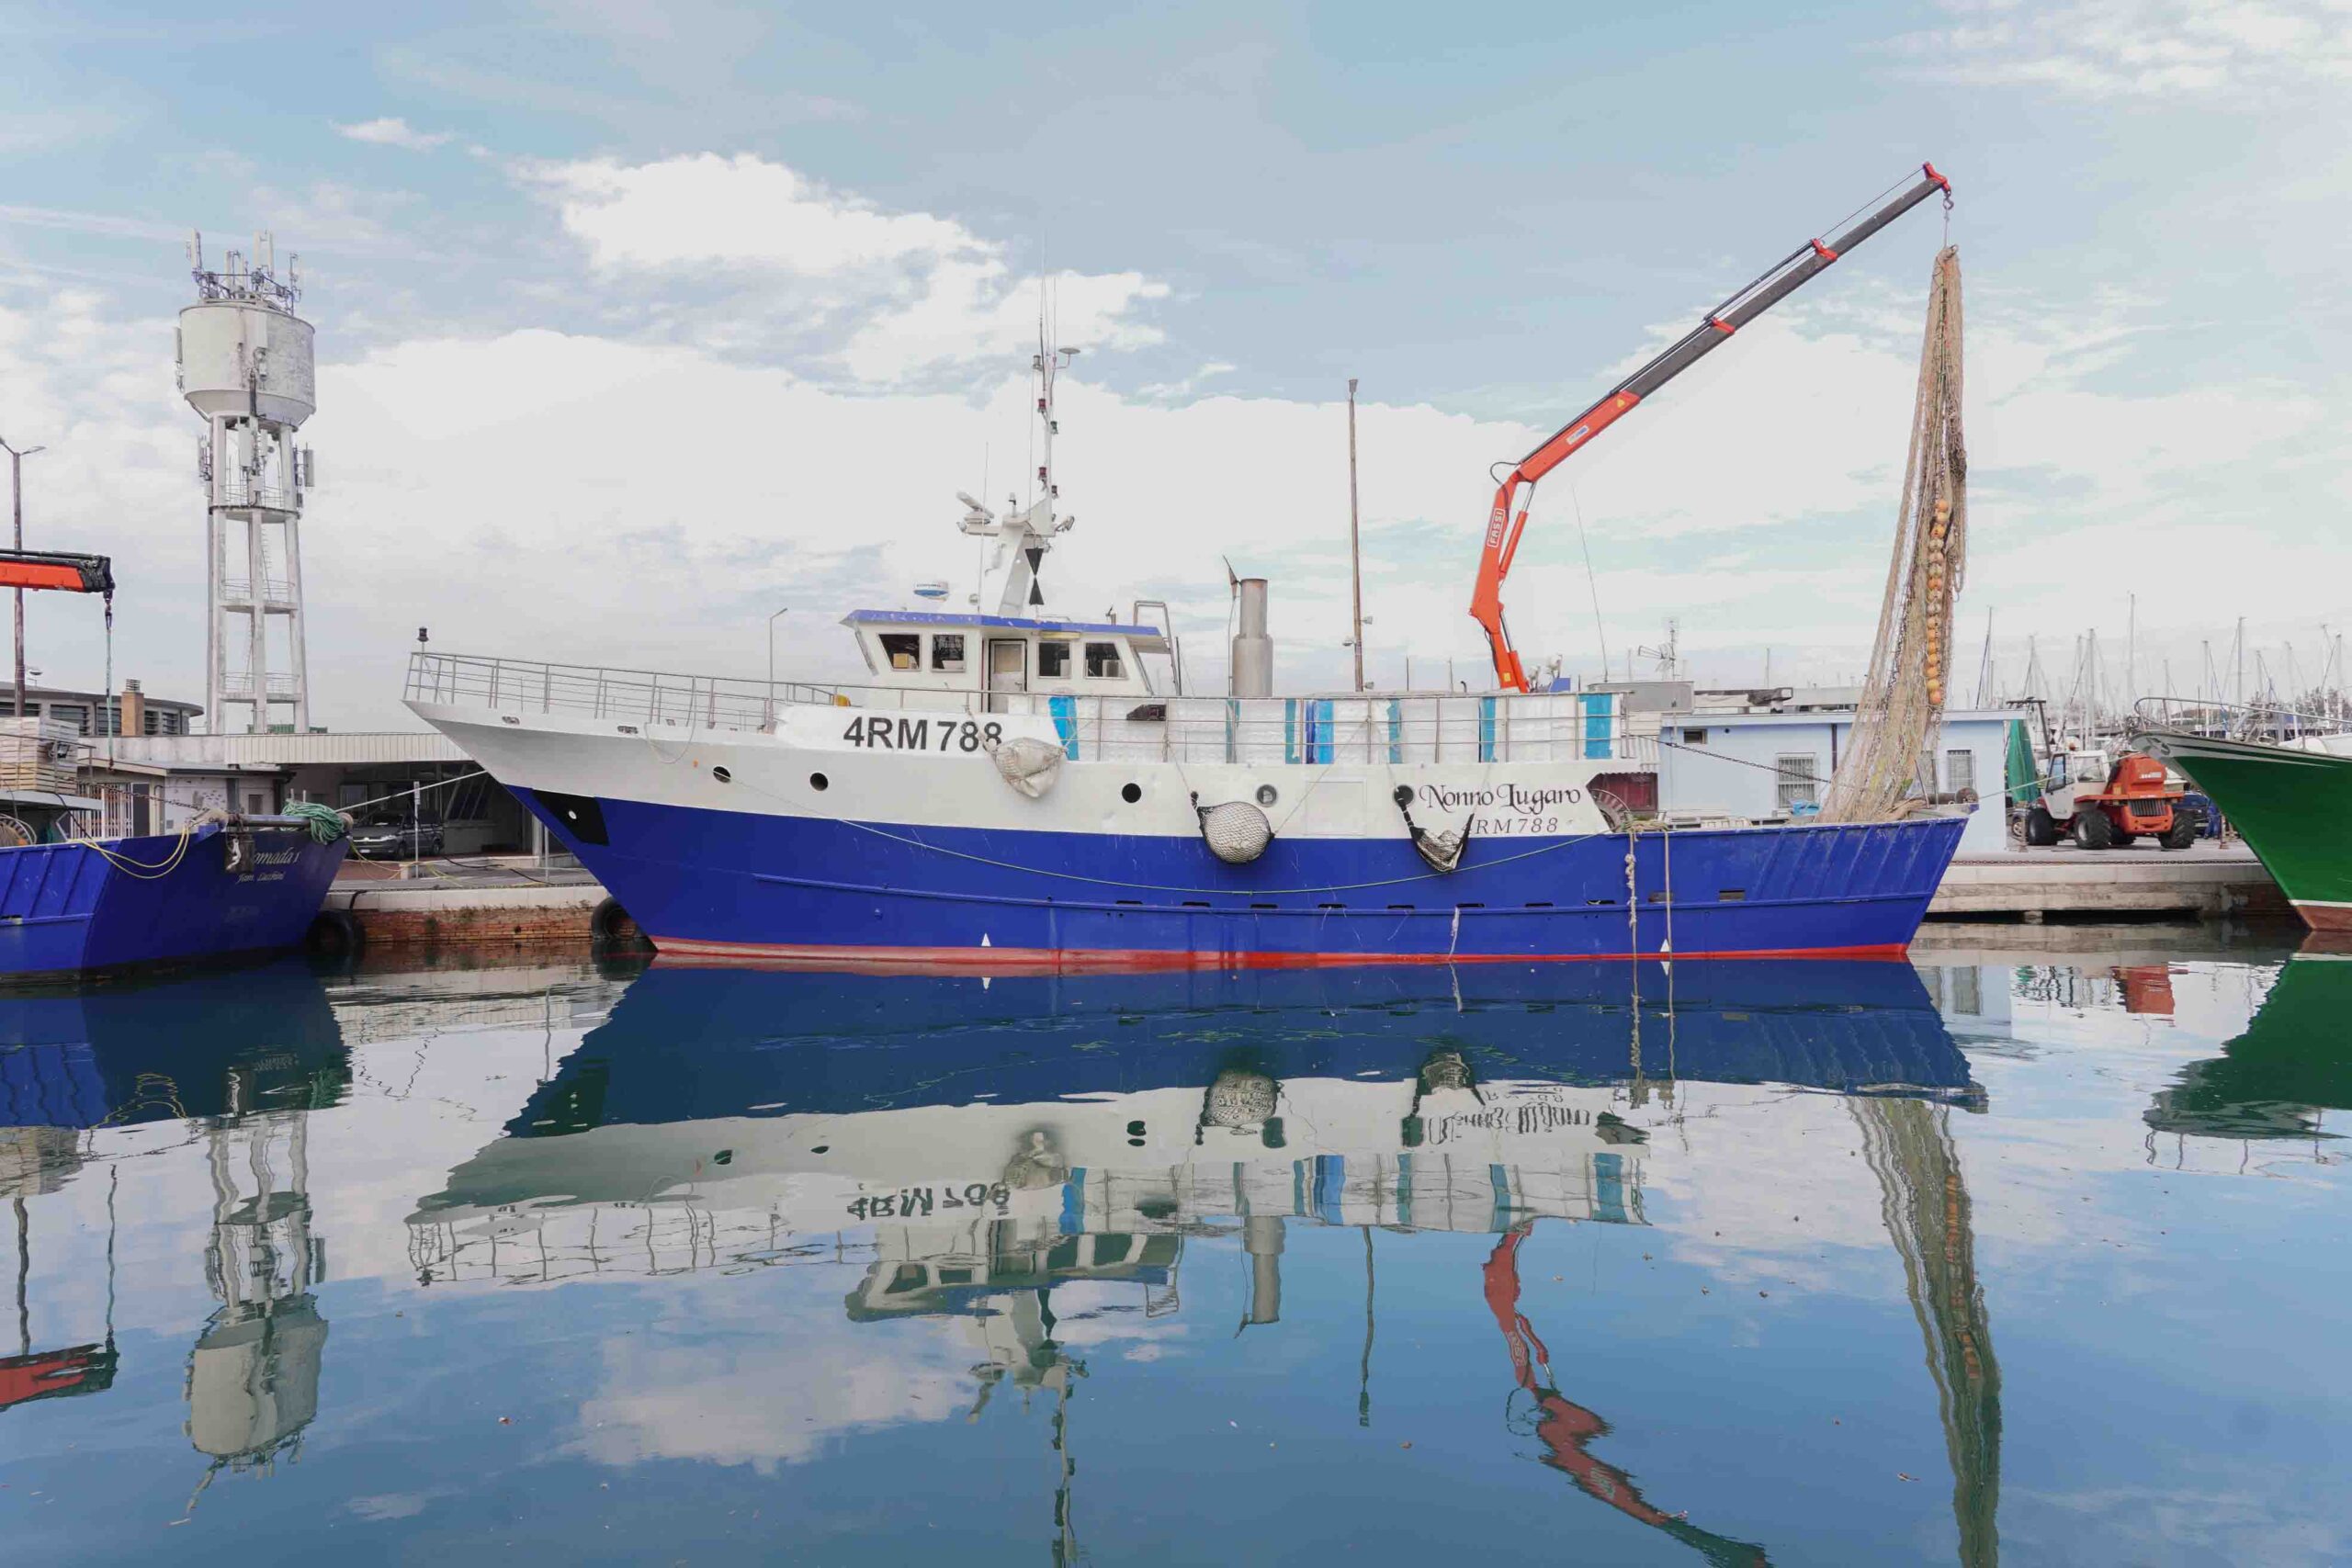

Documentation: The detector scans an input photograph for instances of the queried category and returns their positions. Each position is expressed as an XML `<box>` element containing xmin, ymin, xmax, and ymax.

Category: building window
<box><xmin>1775</xmin><ymin>752</ymin><xmax>1821</xmax><ymax>810</ymax></box>
<box><xmin>1084</xmin><ymin>641</ymin><xmax>1124</xmax><ymax>679</ymax></box>
<box><xmin>930</xmin><ymin>634</ymin><xmax>967</xmax><ymax>673</ymax></box>
<box><xmin>1951</xmin><ymin>964</ymin><xmax>1983</xmax><ymax>1017</ymax></box>
<box><xmin>878</xmin><ymin>633</ymin><xmax>921</xmax><ymax>671</ymax></box>
<box><xmin>1037</xmin><ymin>641</ymin><xmax>1072</xmax><ymax>678</ymax></box>
<box><xmin>1684</xmin><ymin>728</ymin><xmax>1708</xmax><ymax>745</ymax></box>
<box><xmin>1945</xmin><ymin>747</ymin><xmax>1976</xmax><ymax>798</ymax></box>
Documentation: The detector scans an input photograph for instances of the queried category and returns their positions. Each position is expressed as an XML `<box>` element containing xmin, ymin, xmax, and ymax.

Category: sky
<box><xmin>1</xmin><ymin>0</ymin><xmax>2347</xmax><ymax>729</ymax></box>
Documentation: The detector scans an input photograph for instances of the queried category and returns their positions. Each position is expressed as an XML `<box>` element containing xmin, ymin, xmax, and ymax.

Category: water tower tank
<box><xmin>177</xmin><ymin>301</ymin><xmax>317</xmax><ymax>427</ymax></box>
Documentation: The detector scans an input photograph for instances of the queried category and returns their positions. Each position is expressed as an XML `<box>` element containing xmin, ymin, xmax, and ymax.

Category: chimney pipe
<box><xmin>1232</xmin><ymin>577</ymin><xmax>1272</xmax><ymax>698</ymax></box>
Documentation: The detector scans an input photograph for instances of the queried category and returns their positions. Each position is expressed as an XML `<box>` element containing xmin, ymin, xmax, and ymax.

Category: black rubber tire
<box><xmin>2112</xmin><ymin>829</ymin><xmax>2135</xmax><ymax>848</ymax></box>
<box><xmin>2159</xmin><ymin>805</ymin><xmax>2202</xmax><ymax>851</ymax></box>
<box><xmin>304</xmin><ymin>908</ymin><xmax>365</xmax><ymax>958</ymax></box>
<box><xmin>2073</xmin><ymin>807</ymin><xmax>2116</xmax><ymax>850</ymax></box>
<box><xmin>2024</xmin><ymin>805</ymin><xmax>2059</xmax><ymax>847</ymax></box>
<box><xmin>591</xmin><ymin>896</ymin><xmax>654</xmax><ymax>953</ymax></box>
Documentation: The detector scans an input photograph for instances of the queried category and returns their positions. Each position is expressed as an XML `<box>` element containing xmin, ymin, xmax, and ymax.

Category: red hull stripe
<box><xmin>650</xmin><ymin>937</ymin><xmax>1912</xmax><ymax>976</ymax></box>
<box><xmin>2295</xmin><ymin>902</ymin><xmax>2352</xmax><ymax>932</ymax></box>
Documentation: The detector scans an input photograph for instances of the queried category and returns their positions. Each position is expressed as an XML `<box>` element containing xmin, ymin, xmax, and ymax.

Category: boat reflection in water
<box><xmin>409</xmin><ymin>958</ymin><xmax>1992</xmax><ymax>1565</ymax></box>
<box><xmin>0</xmin><ymin>964</ymin><xmax>348</xmax><ymax>1511</ymax></box>
<box><xmin>2147</xmin><ymin>940</ymin><xmax>2352</xmax><ymax>1145</ymax></box>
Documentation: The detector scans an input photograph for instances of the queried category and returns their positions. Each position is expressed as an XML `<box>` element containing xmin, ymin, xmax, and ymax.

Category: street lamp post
<box><xmin>0</xmin><ymin>437</ymin><xmax>46</xmax><ymax>730</ymax></box>
<box><xmin>766</xmin><ymin>607</ymin><xmax>789</xmax><ymax>729</ymax></box>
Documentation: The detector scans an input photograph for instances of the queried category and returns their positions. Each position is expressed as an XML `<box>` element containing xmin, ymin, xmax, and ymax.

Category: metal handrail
<box><xmin>403</xmin><ymin>650</ymin><xmax>1651</xmax><ymax>765</ymax></box>
<box><xmin>2131</xmin><ymin>694</ymin><xmax>2352</xmax><ymax>747</ymax></box>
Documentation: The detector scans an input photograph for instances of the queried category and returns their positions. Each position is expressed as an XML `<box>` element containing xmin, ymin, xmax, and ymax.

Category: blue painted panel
<box><xmin>1581</xmin><ymin>692</ymin><xmax>1616</xmax><ymax>760</ymax></box>
<box><xmin>1048</xmin><ymin>694</ymin><xmax>1079</xmax><ymax>760</ymax></box>
<box><xmin>1595</xmin><ymin>1151</ymin><xmax>1629</xmax><ymax>1224</ymax></box>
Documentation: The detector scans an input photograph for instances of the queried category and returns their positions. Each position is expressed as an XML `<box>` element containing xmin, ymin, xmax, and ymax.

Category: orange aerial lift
<box><xmin>1469</xmin><ymin>165</ymin><xmax>1951</xmax><ymax>692</ymax></box>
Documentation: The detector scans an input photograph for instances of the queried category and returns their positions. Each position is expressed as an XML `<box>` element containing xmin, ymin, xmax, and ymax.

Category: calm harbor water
<box><xmin>3</xmin><ymin>933</ymin><xmax>2346</xmax><ymax>1565</ymax></box>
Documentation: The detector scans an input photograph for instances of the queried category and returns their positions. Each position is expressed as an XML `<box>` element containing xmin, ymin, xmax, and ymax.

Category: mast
<box><xmin>1348</xmin><ymin>378</ymin><xmax>1364</xmax><ymax>693</ymax></box>
<box><xmin>956</xmin><ymin>333</ymin><xmax>1080</xmax><ymax>615</ymax></box>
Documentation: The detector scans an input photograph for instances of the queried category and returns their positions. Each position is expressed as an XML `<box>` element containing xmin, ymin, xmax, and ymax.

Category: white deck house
<box><xmin>842</xmin><ymin>608</ymin><xmax>1170</xmax><ymax>708</ymax></box>
<box><xmin>1655</xmin><ymin>705</ymin><xmax>2016</xmax><ymax>852</ymax></box>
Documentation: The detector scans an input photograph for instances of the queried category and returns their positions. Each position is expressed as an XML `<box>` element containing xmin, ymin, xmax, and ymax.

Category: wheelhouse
<box><xmin>842</xmin><ymin>610</ymin><xmax>1170</xmax><ymax>705</ymax></box>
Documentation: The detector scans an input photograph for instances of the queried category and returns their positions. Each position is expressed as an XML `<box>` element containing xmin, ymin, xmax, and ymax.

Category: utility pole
<box><xmin>1</xmin><ymin>436</ymin><xmax>45</xmax><ymax>728</ymax></box>
<box><xmin>1346</xmin><ymin>378</ymin><xmax>1364</xmax><ymax>693</ymax></box>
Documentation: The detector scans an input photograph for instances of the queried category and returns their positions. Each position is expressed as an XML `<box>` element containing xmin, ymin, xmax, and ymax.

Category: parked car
<box><xmin>349</xmin><ymin>814</ymin><xmax>445</xmax><ymax>859</ymax></box>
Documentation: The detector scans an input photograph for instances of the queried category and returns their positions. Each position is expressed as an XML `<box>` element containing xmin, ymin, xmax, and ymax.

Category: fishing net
<box><xmin>1820</xmin><ymin>246</ymin><xmax>1967</xmax><ymax>824</ymax></box>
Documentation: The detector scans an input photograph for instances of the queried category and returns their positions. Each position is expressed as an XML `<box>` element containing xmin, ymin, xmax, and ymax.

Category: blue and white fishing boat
<box><xmin>408</xmin><ymin>345</ymin><xmax>1964</xmax><ymax>970</ymax></box>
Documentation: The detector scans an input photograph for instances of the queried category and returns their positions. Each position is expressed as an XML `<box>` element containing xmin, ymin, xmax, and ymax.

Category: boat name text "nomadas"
<box><xmin>1419</xmin><ymin>783</ymin><xmax>1583</xmax><ymax>815</ymax></box>
<box><xmin>841</xmin><ymin>716</ymin><xmax>1006</xmax><ymax>752</ymax></box>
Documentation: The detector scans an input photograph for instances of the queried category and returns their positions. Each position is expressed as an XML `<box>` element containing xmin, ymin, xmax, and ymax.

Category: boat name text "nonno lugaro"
<box><xmin>1418</xmin><ymin>782</ymin><xmax>1583</xmax><ymax>815</ymax></box>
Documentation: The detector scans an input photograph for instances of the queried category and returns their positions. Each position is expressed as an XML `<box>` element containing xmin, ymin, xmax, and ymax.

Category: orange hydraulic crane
<box><xmin>1468</xmin><ymin>164</ymin><xmax>1951</xmax><ymax>692</ymax></box>
<box><xmin>1483</xmin><ymin>1225</ymin><xmax>1770</xmax><ymax>1566</ymax></box>
<box><xmin>0</xmin><ymin>549</ymin><xmax>112</xmax><ymax>596</ymax></box>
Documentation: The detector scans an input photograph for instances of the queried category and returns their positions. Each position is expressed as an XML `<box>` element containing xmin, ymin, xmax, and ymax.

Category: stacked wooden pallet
<box><xmin>0</xmin><ymin>716</ymin><xmax>86</xmax><ymax>795</ymax></box>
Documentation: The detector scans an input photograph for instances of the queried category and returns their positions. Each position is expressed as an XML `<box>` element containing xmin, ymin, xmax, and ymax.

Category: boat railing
<box><xmin>2131</xmin><ymin>695</ymin><xmax>2352</xmax><ymax>747</ymax></box>
<box><xmin>405</xmin><ymin>651</ymin><xmax>1657</xmax><ymax>767</ymax></box>
<box><xmin>407</xmin><ymin>651</ymin><xmax>851</xmax><ymax>733</ymax></box>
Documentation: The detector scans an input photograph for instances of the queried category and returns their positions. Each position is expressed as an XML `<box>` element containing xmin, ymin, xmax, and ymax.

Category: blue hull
<box><xmin>520</xmin><ymin>789</ymin><xmax>1967</xmax><ymax>964</ymax></box>
<box><xmin>0</xmin><ymin>825</ymin><xmax>346</xmax><ymax>979</ymax></box>
<box><xmin>0</xmin><ymin>960</ymin><xmax>349</xmax><ymax>1125</ymax></box>
<box><xmin>489</xmin><ymin>961</ymin><xmax>1979</xmax><ymax>1146</ymax></box>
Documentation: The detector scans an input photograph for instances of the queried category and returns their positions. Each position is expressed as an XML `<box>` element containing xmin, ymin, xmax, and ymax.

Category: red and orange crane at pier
<box><xmin>1468</xmin><ymin>164</ymin><xmax>1952</xmax><ymax>693</ymax></box>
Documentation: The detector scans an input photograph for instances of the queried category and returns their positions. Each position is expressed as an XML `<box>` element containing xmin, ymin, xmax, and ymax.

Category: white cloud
<box><xmin>527</xmin><ymin>152</ymin><xmax>1170</xmax><ymax>383</ymax></box>
<box><xmin>536</xmin><ymin>152</ymin><xmax>971</xmax><ymax>273</ymax></box>
<box><xmin>1892</xmin><ymin>0</ymin><xmax>2352</xmax><ymax>98</ymax></box>
<box><xmin>334</xmin><ymin>117</ymin><xmax>455</xmax><ymax>152</ymax></box>
<box><xmin>577</xmin><ymin>1309</ymin><xmax>974</xmax><ymax>1473</ymax></box>
<box><xmin>842</xmin><ymin>263</ymin><xmax>1169</xmax><ymax>382</ymax></box>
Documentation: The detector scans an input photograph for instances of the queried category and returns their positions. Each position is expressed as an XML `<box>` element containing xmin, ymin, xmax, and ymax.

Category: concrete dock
<box><xmin>1925</xmin><ymin>840</ymin><xmax>2285</xmax><ymax>921</ymax></box>
<box><xmin>326</xmin><ymin>858</ymin><xmax>610</xmax><ymax>949</ymax></box>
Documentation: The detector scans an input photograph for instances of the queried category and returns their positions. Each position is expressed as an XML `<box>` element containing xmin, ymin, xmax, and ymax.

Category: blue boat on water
<box><xmin>407</xmin><ymin>341</ymin><xmax>1970</xmax><ymax>971</ymax></box>
<box><xmin>0</xmin><ymin>547</ymin><xmax>351</xmax><ymax>980</ymax></box>
<box><xmin>0</xmin><ymin>818</ymin><xmax>347</xmax><ymax>981</ymax></box>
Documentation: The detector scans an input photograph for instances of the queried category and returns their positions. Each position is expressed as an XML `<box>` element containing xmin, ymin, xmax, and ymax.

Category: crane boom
<box><xmin>0</xmin><ymin>549</ymin><xmax>113</xmax><ymax>596</ymax></box>
<box><xmin>1469</xmin><ymin>164</ymin><xmax>1951</xmax><ymax>692</ymax></box>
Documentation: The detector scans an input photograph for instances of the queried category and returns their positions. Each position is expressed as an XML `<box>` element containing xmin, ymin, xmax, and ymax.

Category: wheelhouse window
<box><xmin>1774</xmin><ymin>752</ymin><xmax>1821</xmax><ymax>810</ymax></box>
<box><xmin>930</xmin><ymin>634</ymin><xmax>967</xmax><ymax>673</ymax></box>
<box><xmin>879</xmin><ymin>633</ymin><xmax>921</xmax><ymax>671</ymax></box>
<box><xmin>1085</xmin><ymin>640</ymin><xmax>1125</xmax><ymax>679</ymax></box>
<box><xmin>1037</xmin><ymin>640</ymin><xmax>1073</xmax><ymax>679</ymax></box>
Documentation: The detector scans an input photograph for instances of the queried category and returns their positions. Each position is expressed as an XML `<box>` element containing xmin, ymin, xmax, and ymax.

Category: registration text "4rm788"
<box><xmin>842</xmin><ymin>716</ymin><xmax>1004</xmax><ymax>752</ymax></box>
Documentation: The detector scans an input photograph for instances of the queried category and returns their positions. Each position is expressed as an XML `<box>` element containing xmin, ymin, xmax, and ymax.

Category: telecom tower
<box><xmin>178</xmin><ymin>232</ymin><xmax>317</xmax><ymax>734</ymax></box>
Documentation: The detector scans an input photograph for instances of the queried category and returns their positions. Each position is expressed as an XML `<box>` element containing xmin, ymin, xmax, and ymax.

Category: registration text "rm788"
<box><xmin>842</xmin><ymin>716</ymin><xmax>1004</xmax><ymax>752</ymax></box>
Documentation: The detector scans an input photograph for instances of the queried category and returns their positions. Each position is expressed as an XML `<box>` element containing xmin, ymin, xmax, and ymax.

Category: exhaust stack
<box><xmin>1233</xmin><ymin>577</ymin><xmax>1272</xmax><ymax>698</ymax></box>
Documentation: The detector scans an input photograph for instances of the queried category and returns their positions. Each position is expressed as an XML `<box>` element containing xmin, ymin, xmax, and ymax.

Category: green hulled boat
<box><xmin>2145</xmin><ymin>940</ymin><xmax>2352</xmax><ymax>1139</ymax></box>
<box><xmin>2134</xmin><ymin>729</ymin><xmax>2352</xmax><ymax>931</ymax></box>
